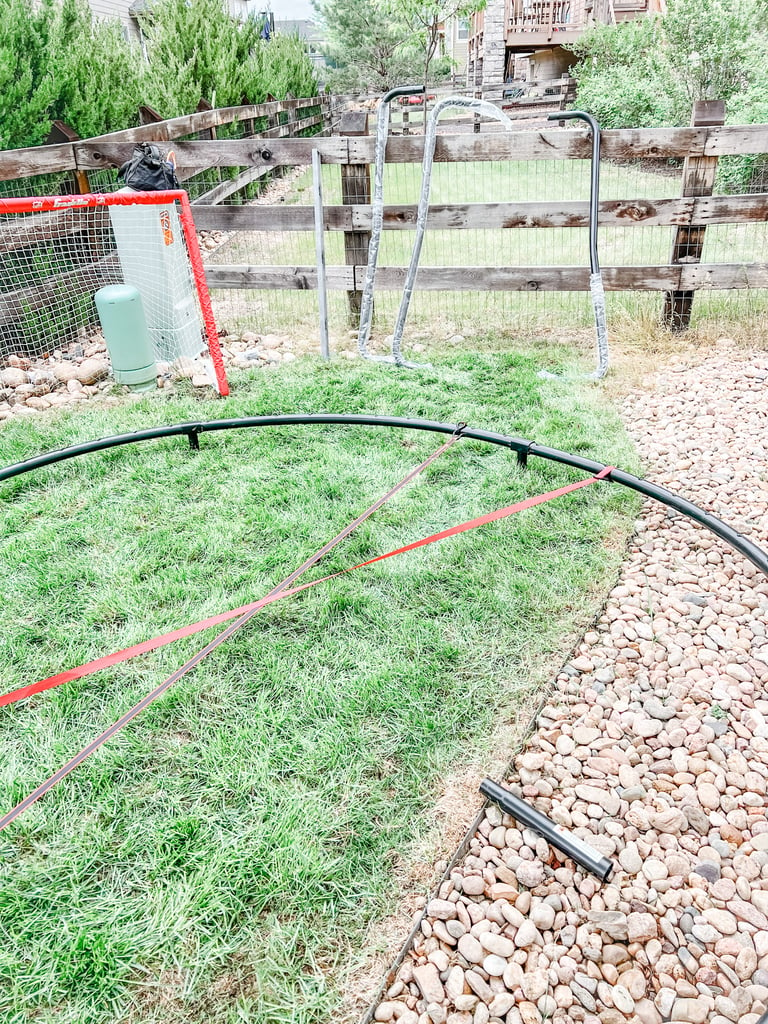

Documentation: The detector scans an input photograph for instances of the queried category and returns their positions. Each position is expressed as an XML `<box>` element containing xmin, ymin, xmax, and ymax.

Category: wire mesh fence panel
<box><xmin>693</xmin><ymin>146</ymin><xmax>768</xmax><ymax>324</ymax></box>
<box><xmin>5</xmin><ymin>108</ymin><xmax>768</xmax><ymax>352</ymax></box>
<box><xmin>205</xmin><ymin>165</ymin><xmax>320</xmax><ymax>339</ymax></box>
<box><xmin>0</xmin><ymin>194</ymin><xmax>225</xmax><ymax>390</ymax></box>
<box><xmin>0</xmin><ymin>172</ymin><xmax>82</xmax><ymax>202</ymax></box>
<box><xmin>168</xmin><ymin>103</ymin><xmax>325</xmax><ymax>205</ymax></box>
<box><xmin>0</xmin><ymin>102</ymin><xmax>327</xmax><ymax>207</ymax></box>
<box><xmin>188</xmin><ymin>127</ymin><xmax>768</xmax><ymax>347</ymax></box>
<box><xmin>204</xmin><ymin>143</ymin><xmax>768</xmax><ymax>345</ymax></box>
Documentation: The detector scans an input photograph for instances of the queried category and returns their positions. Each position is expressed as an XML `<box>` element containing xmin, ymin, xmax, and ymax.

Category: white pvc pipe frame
<box><xmin>391</xmin><ymin>98</ymin><xmax>517</xmax><ymax>367</ymax></box>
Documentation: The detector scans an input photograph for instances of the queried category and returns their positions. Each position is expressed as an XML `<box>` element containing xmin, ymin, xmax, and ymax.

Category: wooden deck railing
<box><xmin>508</xmin><ymin>0</ymin><xmax>578</xmax><ymax>36</ymax></box>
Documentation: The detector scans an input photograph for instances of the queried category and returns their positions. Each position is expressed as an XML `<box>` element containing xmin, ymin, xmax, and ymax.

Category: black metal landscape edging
<box><xmin>2</xmin><ymin>413</ymin><xmax>767</xmax><ymax>577</ymax></box>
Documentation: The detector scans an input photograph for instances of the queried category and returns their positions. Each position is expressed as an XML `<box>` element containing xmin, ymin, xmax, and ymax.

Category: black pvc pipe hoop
<box><xmin>2</xmin><ymin>413</ymin><xmax>767</xmax><ymax>578</ymax></box>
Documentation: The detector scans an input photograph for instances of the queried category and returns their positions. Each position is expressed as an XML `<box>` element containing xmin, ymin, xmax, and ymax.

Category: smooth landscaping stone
<box><xmin>369</xmin><ymin>349</ymin><xmax>768</xmax><ymax>1024</ymax></box>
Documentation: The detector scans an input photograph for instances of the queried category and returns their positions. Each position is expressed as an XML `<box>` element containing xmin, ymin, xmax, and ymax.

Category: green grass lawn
<box><xmin>0</xmin><ymin>354</ymin><xmax>639</xmax><ymax>1024</ymax></box>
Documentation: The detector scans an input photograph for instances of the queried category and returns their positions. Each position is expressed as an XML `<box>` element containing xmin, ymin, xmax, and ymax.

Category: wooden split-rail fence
<box><xmin>4</xmin><ymin>95</ymin><xmax>332</xmax><ymax>202</ymax></box>
<box><xmin>1</xmin><ymin>97</ymin><xmax>768</xmax><ymax>336</ymax></box>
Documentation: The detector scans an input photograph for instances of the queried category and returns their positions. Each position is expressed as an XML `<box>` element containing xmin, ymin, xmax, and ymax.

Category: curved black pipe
<box><xmin>2</xmin><ymin>413</ymin><xmax>767</xmax><ymax>577</ymax></box>
<box><xmin>548</xmin><ymin>110</ymin><xmax>601</xmax><ymax>273</ymax></box>
<box><xmin>380</xmin><ymin>84</ymin><xmax>425</xmax><ymax>103</ymax></box>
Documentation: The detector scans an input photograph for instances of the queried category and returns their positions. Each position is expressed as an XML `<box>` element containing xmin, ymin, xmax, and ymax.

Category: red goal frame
<box><xmin>0</xmin><ymin>190</ymin><xmax>229</xmax><ymax>396</ymax></box>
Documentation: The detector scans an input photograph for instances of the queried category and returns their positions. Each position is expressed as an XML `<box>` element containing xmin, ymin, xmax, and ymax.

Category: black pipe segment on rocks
<box><xmin>1</xmin><ymin>413</ymin><xmax>767</xmax><ymax>578</ymax></box>
<box><xmin>480</xmin><ymin>778</ymin><xmax>614</xmax><ymax>882</ymax></box>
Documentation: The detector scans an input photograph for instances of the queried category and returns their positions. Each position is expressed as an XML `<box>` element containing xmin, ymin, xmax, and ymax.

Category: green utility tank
<box><xmin>95</xmin><ymin>284</ymin><xmax>158</xmax><ymax>392</ymax></box>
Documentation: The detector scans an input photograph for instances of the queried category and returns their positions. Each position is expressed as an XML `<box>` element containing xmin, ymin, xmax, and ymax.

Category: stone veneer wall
<box><xmin>480</xmin><ymin>0</ymin><xmax>507</xmax><ymax>88</ymax></box>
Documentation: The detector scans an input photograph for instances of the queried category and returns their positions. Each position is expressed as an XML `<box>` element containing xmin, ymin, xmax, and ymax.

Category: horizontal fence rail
<box><xmin>7</xmin><ymin>123</ymin><xmax>768</xmax><ymax>180</ymax></box>
<box><xmin>191</xmin><ymin>194</ymin><xmax>768</xmax><ymax>232</ymax></box>
<box><xmin>202</xmin><ymin>264</ymin><xmax>768</xmax><ymax>292</ymax></box>
<box><xmin>0</xmin><ymin>96</ymin><xmax>331</xmax><ymax>199</ymax></box>
<box><xmin>58</xmin><ymin>125</ymin><xmax>768</xmax><ymax>170</ymax></box>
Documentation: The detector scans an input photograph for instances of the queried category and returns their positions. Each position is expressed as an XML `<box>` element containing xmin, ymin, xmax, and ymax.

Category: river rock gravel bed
<box><xmin>0</xmin><ymin>329</ymin><xmax>309</xmax><ymax>420</ymax></box>
<box><xmin>369</xmin><ymin>345</ymin><xmax>768</xmax><ymax>1024</ymax></box>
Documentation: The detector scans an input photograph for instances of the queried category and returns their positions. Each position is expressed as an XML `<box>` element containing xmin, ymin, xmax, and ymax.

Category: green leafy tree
<box><xmin>570</xmin><ymin>18</ymin><xmax>680</xmax><ymax>129</ymax></box>
<box><xmin>0</xmin><ymin>0</ymin><xmax>56</xmax><ymax>149</ymax></box>
<box><xmin>572</xmin><ymin>0</ymin><xmax>767</xmax><ymax>129</ymax></box>
<box><xmin>48</xmin><ymin>0</ymin><xmax>142</xmax><ymax>137</ymax></box>
<box><xmin>259</xmin><ymin>32</ymin><xmax>320</xmax><ymax>100</ymax></box>
<box><xmin>313</xmin><ymin>0</ymin><xmax>420</xmax><ymax>91</ymax></box>
<box><xmin>385</xmin><ymin>0</ymin><xmax>483</xmax><ymax>87</ymax></box>
<box><xmin>138</xmin><ymin>0</ymin><xmax>316</xmax><ymax>114</ymax></box>
<box><xmin>137</xmin><ymin>0</ymin><xmax>257</xmax><ymax>114</ymax></box>
<box><xmin>0</xmin><ymin>0</ymin><xmax>141</xmax><ymax>148</ymax></box>
<box><xmin>718</xmin><ymin>47</ymin><xmax>768</xmax><ymax>192</ymax></box>
<box><xmin>663</xmin><ymin>0</ymin><xmax>760</xmax><ymax>109</ymax></box>
<box><xmin>0</xmin><ymin>0</ymin><xmax>318</xmax><ymax>154</ymax></box>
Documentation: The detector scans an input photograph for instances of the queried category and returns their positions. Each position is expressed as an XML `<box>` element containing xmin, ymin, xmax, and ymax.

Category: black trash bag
<box><xmin>117</xmin><ymin>143</ymin><xmax>179</xmax><ymax>191</ymax></box>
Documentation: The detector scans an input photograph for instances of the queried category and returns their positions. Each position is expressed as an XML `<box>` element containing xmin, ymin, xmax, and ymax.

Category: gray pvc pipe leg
<box><xmin>391</xmin><ymin>97</ymin><xmax>516</xmax><ymax>368</ymax></box>
<box><xmin>538</xmin><ymin>111</ymin><xmax>609</xmax><ymax>381</ymax></box>
<box><xmin>357</xmin><ymin>85</ymin><xmax>423</xmax><ymax>362</ymax></box>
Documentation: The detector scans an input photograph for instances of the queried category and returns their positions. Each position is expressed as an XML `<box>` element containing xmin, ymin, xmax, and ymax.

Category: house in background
<box><xmin>438</xmin><ymin>16</ymin><xmax>471</xmax><ymax>80</ymax></box>
<box><xmin>467</xmin><ymin>0</ymin><xmax>667</xmax><ymax>88</ymax></box>
<box><xmin>87</xmin><ymin>0</ymin><xmax>143</xmax><ymax>41</ymax></box>
<box><xmin>274</xmin><ymin>19</ymin><xmax>328</xmax><ymax>73</ymax></box>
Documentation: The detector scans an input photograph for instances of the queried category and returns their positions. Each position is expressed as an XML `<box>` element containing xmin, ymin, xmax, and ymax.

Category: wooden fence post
<box><xmin>46</xmin><ymin>122</ymin><xmax>108</xmax><ymax>267</ymax></box>
<box><xmin>321</xmin><ymin>93</ymin><xmax>332</xmax><ymax>135</ymax></box>
<box><xmin>46</xmin><ymin>121</ymin><xmax>90</xmax><ymax>194</ymax></box>
<box><xmin>265</xmin><ymin>93</ymin><xmax>279</xmax><ymax>136</ymax></box>
<box><xmin>339</xmin><ymin>110</ymin><xmax>371</xmax><ymax>326</ymax></box>
<box><xmin>239</xmin><ymin>93</ymin><xmax>256</xmax><ymax>139</ymax></box>
<box><xmin>661</xmin><ymin>99</ymin><xmax>726</xmax><ymax>331</ymax></box>
<box><xmin>196</xmin><ymin>100</ymin><xmax>221</xmax><ymax>189</ymax></box>
<box><xmin>285</xmin><ymin>93</ymin><xmax>296</xmax><ymax>138</ymax></box>
<box><xmin>138</xmin><ymin>105</ymin><xmax>165</xmax><ymax>129</ymax></box>
<box><xmin>196</xmin><ymin>98</ymin><xmax>216</xmax><ymax>140</ymax></box>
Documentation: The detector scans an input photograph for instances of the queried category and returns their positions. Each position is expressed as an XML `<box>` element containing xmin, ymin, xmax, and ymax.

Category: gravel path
<box><xmin>369</xmin><ymin>344</ymin><xmax>768</xmax><ymax>1024</ymax></box>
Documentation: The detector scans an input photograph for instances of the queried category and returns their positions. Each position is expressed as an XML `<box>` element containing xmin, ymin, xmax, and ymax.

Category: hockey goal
<box><xmin>0</xmin><ymin>190</ymin><xmax>229</xmax><ymax>395</ymax></box>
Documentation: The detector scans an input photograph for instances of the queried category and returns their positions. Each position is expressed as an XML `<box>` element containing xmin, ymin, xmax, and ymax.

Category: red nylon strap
<box><xmin>351</xmin><ymin>465</ymin><xmax>614</xmax><ymax>568</ymax></box>
<box><xmin>0</xmin><ymin>432</ymin><xmax>464</xmax><ymax>833</ymax></box>
<box><xmin>0</xmin><ymin>465</ymin><xmax>613</xmax><ymax>710</ymax></box>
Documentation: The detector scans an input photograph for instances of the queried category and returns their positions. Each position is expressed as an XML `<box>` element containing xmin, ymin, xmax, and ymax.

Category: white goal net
<box><xmin>0</xmin><ymin>190</ymin><xmax>228</xmax><ymax>394</ymax></box>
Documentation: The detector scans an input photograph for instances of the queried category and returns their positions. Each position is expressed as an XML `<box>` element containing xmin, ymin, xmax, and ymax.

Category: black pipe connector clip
<box><xmin>1</xmin><ymin>415</ymin><xmax>766</xmax><ymax>578</ymax></box>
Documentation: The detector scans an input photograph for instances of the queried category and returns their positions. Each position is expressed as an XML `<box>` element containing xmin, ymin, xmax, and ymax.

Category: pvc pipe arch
<box><xmin>2</xmin><ymin>413</ymin><xmax>767</xmax><ymax>579</ymax></box>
